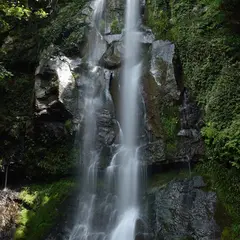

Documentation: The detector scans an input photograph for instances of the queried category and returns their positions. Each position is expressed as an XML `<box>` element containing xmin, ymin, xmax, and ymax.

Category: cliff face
<box><xmin>146</xmin><ymin>0</ymin><xmax>240</xmax><ymax>238</ymax></box>
<box><xmin>0</xmin><ymin>0</ymin><xmax>204</xmax><ymax>180</ymax></box>
<box><xmin>146</xmin><ymin>0</ymin><xmax>240</xmax><ymax>169</ymax></box>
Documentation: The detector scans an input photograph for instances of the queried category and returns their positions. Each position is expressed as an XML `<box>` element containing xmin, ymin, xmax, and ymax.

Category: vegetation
<box><xmin>110</xmin><ymin>18</ymin><xmax>121</xmax><ymax>34</ymax></box>
<box><xmin>15</xmin><ymin>179</ymin><xmax>76</xmax><ymax>240</ymax></box>
<box><xmin>24</xmin><ymin>141</ymin><xmax>77</xmax><ymax>177</ymax></box>
<box><xmin>146</xmin><ymin>0</ymin><xmax>240</xmax><ymax>237</ymax></box>
<box><xmin>161</xmin><ymin>105</ymin><xmax>179</xmax><ymax>154</ymax></box>
<box><xmin>0</xmin><ymin>1</ymin><xmax>49</xmax><ymax>79</ymax></box>
<box><xmin>0</xmin><ymin>0</ymin><xmax>86</xmax><ymax>177</ymax></box>
<box><xmin>146</xmin><ymin>0</ymin><xmax>240</xmax><ymax>168</ymax></box>
<box><xmin>197</xmin><ymin>161</ymin><xmax>240</xmax><ymax>239</ymax></box>
<box><xmin>0</xmin><ymin>0</ymin><xmax>239</xmax><ymax>238</ymax></box>
<box><xmin>39</xmin><ymin>0</ymin><xmax>88</xmax><ymax>57</ymax></box>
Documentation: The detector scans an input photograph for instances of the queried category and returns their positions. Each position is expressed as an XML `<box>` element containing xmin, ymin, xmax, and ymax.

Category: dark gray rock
<box><xmin>140</xmin><ymin>28</ymin><xmax>155</xmax><ymax>44</ymax></box>
<box><xmin>150</xmin><ymin>40</ymin><xmax>180</xmax><ymax>101</ymax></box>
<box><xmin>142</xmin><ymin>40</ymin><xmax>204</xmax><ymax>166</ymax></box>
<box><xmin>149</xmin><ymin>177</ymin><xmax>221</xmax><ymax>240</ymax></box>
<box><xmin>143</xmin><ymin>40</ymin><xmax>180</xmax><ymax>139</ymax></box>
<box><xmin>173</xmin><ymin>88</ymin><xmax>204</xmax><ymax>162</ymax></box>
<box><xmin>35</xmin><ymin>54</ymin><xmax>76</xmax><ymax>121</ymax></box>
<box><xmin>97</xmin><ymin>108</ymin><xmax>117</xmax><ymax>146</ymax></box>
<box><xmin>140</xmin><ymin>140</ymin><xmax>165</xmax><ymax>165</ymax></box>
<box><xmin>73</xmin><ymin>64</ymin><xmax>117</xmax><ymax>153</ymax></box>
<box><xmin>100</xmin><ymin>41</ymin><xmax>123</xmax><ymax>69</ymax></box>
<box><xmin>105</xmin><ymin>0</ymin><xmax>125</xmax><ymax>34</ymax></box>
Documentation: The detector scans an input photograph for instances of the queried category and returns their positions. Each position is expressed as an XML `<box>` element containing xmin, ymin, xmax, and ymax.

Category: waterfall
<box><xmin>69</xmin><ymin>1</ymin><xmax>105</xmax><ymax>239</ymax></box>
<box><xmin>70</xmin><ymin>0</ymin><xmax>144</xmax><ymax>239</ymax></box>
<box><xmin>109</xmin><ymin>0</ymin><xmax>142</xmax><ymax>239</ymax></box>
<box><xmin>3</xmin><ymin>165</ymin><xmax>8</xmax><ymax>191</ymax></box>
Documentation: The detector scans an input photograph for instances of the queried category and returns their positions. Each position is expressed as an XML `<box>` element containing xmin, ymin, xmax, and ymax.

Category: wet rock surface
<box><xmin>100</xmin><ymin>41</ymin><xmax>123</xmax><ymax>69</ymax></box>
<box><xmin>149</xmin><ymin>176</ymin><xmax>221</xmax><ymax>240</ymax></box>
<box><xmin>0</xmin><ymin>190</ymin><xmax>20</xmax><ymax>240</ymax></box>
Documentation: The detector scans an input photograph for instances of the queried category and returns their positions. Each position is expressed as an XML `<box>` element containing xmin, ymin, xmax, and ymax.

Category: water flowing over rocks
<box><xmin>149</xmin><ymin>176</ymin><xmax>221</xmax><ymax>240</ymax></box>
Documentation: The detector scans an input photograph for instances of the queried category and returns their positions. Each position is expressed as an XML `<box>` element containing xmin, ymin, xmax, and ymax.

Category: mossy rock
<box><xmin>15</xmin><ymin>179</ymin><xmax>76</xmax><ymax>240</ymax></box>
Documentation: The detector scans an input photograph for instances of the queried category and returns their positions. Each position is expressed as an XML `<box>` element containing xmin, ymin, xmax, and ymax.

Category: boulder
<box><xmin>35</xmin><ymin>54</ymin><xmax>76</xmax><ymax>121</ymax></box>
<box><xmin>150</xmin><ymin>40</ymin><xmax>180</xmax><ymax>101</ymax></box>
<box><xmin>149</xmin><ymin>176</ymin><xmax>221</xmax><ymax>240</ymax></box>
<box><xmin>100</xmin><ymin>41</ymin><xmax>123</xmax><ymax>69</ymax></box>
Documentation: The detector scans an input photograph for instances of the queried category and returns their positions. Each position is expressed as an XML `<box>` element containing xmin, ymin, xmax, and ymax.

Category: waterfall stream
<box><xmin>109</xmin><ymin>0</ymin><xmax>142</xmax><ymax>238</ymax></box>
<box><xmin>70</xmin><ymin>0</ymin><xmax>144</xmax><ymax>239</ymax></box>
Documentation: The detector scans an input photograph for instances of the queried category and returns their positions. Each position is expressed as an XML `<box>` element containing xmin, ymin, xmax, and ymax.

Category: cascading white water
<box><xmin>109</xmin><ymin>0</ymin><xmax>142</xmax><ymax>239</ymax></box>
<box><xmin>3</xmin><ymin>165</ymin><xmax>8</xmax><ymax>191</ymax></box>
<box><xmin>69</xmin><ymin>1</ymin><xmax>105</xmax><ymax>239</ymax></box>
<box><xmin>70</xmin><ymin>0</ymin><xmax>143</xmax><ymax>239</ymax></box>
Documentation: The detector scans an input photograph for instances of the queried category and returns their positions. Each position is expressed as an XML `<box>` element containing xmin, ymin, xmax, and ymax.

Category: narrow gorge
<box><xmin>0</xmin><ymin>0</ymin><xmax>239</xmax><ymax>240</ymax></box>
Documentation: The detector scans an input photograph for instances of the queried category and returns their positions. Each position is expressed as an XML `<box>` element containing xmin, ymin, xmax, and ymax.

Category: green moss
<box><xmin>15</xmin><ymin>179</ymin><xmax>76</xmax><ymax>240</ymax></box>
<box><xmin>160</xmin><ymin>105</ymin><xmax>180</xmax><ymax>155</ymax></box>
<box><xmin>110</xmin><ymin>18</ymin><xmax>121</xmax><ymax>34</ymax></box>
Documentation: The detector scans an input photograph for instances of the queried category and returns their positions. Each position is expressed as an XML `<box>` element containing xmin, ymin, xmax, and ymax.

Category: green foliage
<box><xmin>3</xmin><ymin>4</ymin><xmax>31</xmax><ymax>20</ymax></box>
<box><xmin>110</xmin><ymin>18</ymin><xmax>121</xmax><ymax>34</ymax></box>
<box><xmin>202</xmin><ymin>117</ymin><xmax>240</xmax><ymax>168</ymax></box>
<box><xmin>40</xmin><ymin>0</ymin><xmax>87</xmax><ymax>56</ymax></box>
<box><xmin>0</xmin><ymin>74</ymin><xmax>33</xmax><ymax>115</ymax></box>
<box><xmin>146</xmin><ymin>0</ymin><xmax>171</xmax><ymax>39</ymax></box>
<box><xmin>161</xmin><ymin>105</ymin><xmax>180</xmax><ymax>154</ymax></box>
<box><xmin>0</xmin><ymin>1</ymin><xmax>48</xmax><ymax>33</ymax></box>
<box><xmin>197</xmin><ymin>161</ymin><xmax>240</xmax><ymax>239</ymax></box>
<box><xmin>34</xmin><ymin>9</ymin><xmax>48</xmax><ymax>19</ymax></box>
<box><xmin>24</xmin><ymin>139</ymin><xmax>77</xmax><ymax>177</ymax></box>
<box><xmin>146</xmin><ymin>0</ymin><xmax>240</xmax><ymax>168</ymax></box>
<box><xmin>15</xmin><ymin>179</ymin><xmax>76</xmax><ymax>240</ymax></box>
<box><xmin>0</xmin><ymin>64</ymin><xmax>13</xmax><ymax>81</ymax></box>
